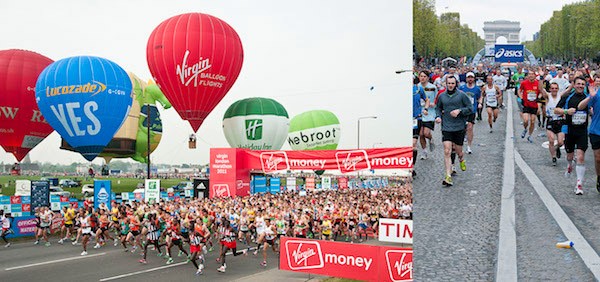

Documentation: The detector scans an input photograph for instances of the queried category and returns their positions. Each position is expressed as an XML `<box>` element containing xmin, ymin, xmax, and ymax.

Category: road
<box><xmin>0</xmin><ymin>237</ymin><xmax>288</xmax><ymax>282</ymax></box>
<box><xmin>413</xmin><ymin>89</ymin><xmax>600</xmax><ymax>281</ymax></box>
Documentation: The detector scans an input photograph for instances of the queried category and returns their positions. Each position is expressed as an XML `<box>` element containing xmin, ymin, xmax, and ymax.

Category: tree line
<box><xmin>525</xmin><ymin>0</ymin><xmax>600</xmax><ymax>62</ymax></box>
<box><xmin>413</xmin><ymin>0</ymin><xmax>485</xmax><ymax>60</ymax></box>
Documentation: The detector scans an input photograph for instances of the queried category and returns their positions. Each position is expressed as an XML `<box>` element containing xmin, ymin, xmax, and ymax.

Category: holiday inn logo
<box><xmin>245</xmin><ymin>119</ymin><xmax>263</xmax><ymax>140</ymax></box>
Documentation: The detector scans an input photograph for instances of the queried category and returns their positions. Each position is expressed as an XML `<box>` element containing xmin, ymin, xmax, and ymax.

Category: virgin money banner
<box><xmin>279</xmin><ymin>237</ymin><xmax>413</xmax><ymax>281</ymax></box>
<box><xmin>245</xmin><ymin>147</ymin><xmax>412</xmax><ymax>174</ymax></box>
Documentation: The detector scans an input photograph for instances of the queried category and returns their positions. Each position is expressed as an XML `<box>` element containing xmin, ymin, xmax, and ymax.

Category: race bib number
<box><xmin>487</xmin><ymin>95</ymin><xmax>497</xmax><ymax>106</ymax></box>
<box><xmin>547</xmin><ymin>107</ymin><xmax>562</xmax><ymax>120</ymax></box>
<box><xmin>527</xmin><ymin>91</ymin><xmax>537</xmax><ymax>101</ymax></box>
<box><xmin>572</xmin><ymin>111</ymin><xmax>587</xmax><ymax>125</ymax></box>
<box><xmin>469</xmin><ymin>96</ymin><xmax>474</xmax><ymax>104</ymax></box>
<box><xmin>413</xmin><ymin>118</ymin><xmax>418</xmax><ymax>129</ymax></box>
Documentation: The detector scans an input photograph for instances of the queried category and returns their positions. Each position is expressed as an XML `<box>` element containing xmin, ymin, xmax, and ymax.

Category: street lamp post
<box><xmin>357</xmin><ymin>116</ymin><xmax>377</xmax><ymax>178</ymax></box>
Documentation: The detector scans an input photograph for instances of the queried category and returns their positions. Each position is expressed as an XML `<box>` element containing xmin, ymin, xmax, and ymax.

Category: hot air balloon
<box><xmin>222</xmin><ymin>97</ymin><xmax>289</xmax><ymax>150</ymax></box>
<box><xmin>60</xmin><ymin>74</ymin><xmax>172</xmax><ymax>164</ymax></box>
<box><xmin>35</xmin><ymin>56</ymin><xmax>133</xmax><ymax>161</ymax></box>
<box><xmin>147</xmin><ymin>13</ymin><xmax>244</xmax><ymax>132</ymax></box>
<box><xmin>0</xmin><ymin>49</ymin><xmax>54</xmax><ymax>162</ymax></box>
<box><xmin>288</xmin><ymin>110</ymin><xmax>341</xmax><ymax>175</ymax></box>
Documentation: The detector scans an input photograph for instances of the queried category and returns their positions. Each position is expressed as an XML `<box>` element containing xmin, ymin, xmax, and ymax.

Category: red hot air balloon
<box><xmin>0</xmin><ymin>49</ymin><xmax>54</xmax><ymax>161</ymax></box>
<box><xmin>147</xmin><ymin>13</ymin><xmax>244</xmax><ymax>132</ymax></box>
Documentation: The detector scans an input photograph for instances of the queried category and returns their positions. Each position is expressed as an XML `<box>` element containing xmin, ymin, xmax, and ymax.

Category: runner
<box><xmin>458</xmin><ymin>72</ymin><xmax>482</xmax><ymax>154</ymax></box>
<box><xmin>492</xmin><ymin>68</ymin><xmax>508</xmax><ymax>108</ymax></box>
<box><xmin>543</xmin><ymin>82</ymin><xmax>569</xmax><ymax>166</ymax></box>
<box><xmin>419</xmin><ymin>70</ymin><xmax>438</xmax><ymax>159</ymax></box>
<box><xmin>164</xmin><ymin>217</ymin><xmax>189</xmax><ymax>265</ymax></box>
<box><xmin>217</xmin><ymin>220</ymin><xmax>247</xmax><ymax>273</ymax></box>
<box><xmin>38</xmin><ymin>206</ymin><xmax>53</xmax><ymax>247</ymax></box>
<box><xmin>189</xmin><ymin>220</ymin><xmax>209</xmax><ymax>275</ymax></box>
<box><xmin>519</xmin><ymin>70</ymin><xmax>542</xmax><ymax>143</ymax></box>
<box><xmin>578</xmin><ymin>76</ymin><xmax>600</xmax><ymax>192</ymax></box>
<box><xmin>79</xmin><ymin>208</ymin><xmax>93</xmax><ymax>256</ymax></box>
<box><xmin>474</xmin><ymin>64</ymin><xmax>487</xmax><ymax>120</ymax></box>
<box><xmin>435</xmin><ymin>76</ymin><xmax>472</xmax><ymax>186</ymax></box>
<box><xmin>0</xmin><ymin>210</ymin><xmax>12</xmax><ymax>247</ymax></box>
<box><xmin>555</xmin><ymin>76</ymin><xmax>589</xmax><ymax>195</ymax></box>
<box><xmin>483</xmin><ymin>75</ymin><xmax>502</xmax><ymax>133</ymax></box>
<box><xmin>139</xmin><ymin>213</ymin><xmax>165</xmax><ymax>264</ymax></box>
<box><xmin>259</xmin><ymin>218</ymin><xmax>278</xmax><ymax>267</ymax></box>
<box><xmin>413</xmin><ymin>76</ymin><xmax>428</xmax><ymax>174</ymax></box>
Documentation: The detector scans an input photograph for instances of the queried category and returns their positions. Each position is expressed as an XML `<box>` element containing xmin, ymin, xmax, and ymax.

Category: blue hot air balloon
<box><xmin>35</xmin><ymin>56</ymin><xmax>133</xmax><ymax>161</ymax></box>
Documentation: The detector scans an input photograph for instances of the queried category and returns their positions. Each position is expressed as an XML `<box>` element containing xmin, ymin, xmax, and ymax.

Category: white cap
<box><xmin>466</xmin><ymin>72</ymin><xmax>475</xmax><ymax>77</ymax></box>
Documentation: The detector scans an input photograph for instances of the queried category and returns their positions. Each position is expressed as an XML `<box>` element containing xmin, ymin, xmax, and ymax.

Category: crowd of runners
<box><xmin>413</xmin><ymin>61</ymin><xmax>600</xmax><ymax>195</ymax></box>
<box><xmin>0</xmin><ymin>185</ymin><xmax>411</xmax><ymax>276</ymax></box>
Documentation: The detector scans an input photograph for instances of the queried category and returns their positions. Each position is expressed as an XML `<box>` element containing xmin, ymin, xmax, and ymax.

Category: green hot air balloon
<box><xmin>222</xmin><ymin>97</ymin><xmax>289</xmax><ymax>150</ymax></box>
<box><xmin>288</xmin><ymin>110</ymin><xmax>341</xmax><ymax>150</ymax></box>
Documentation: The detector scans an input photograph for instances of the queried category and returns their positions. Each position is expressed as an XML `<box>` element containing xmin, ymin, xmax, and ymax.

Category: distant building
<box><xmin>483</xmin><ymin>20</ymin><xmax>521</xmax><ymax>45</ymax></box>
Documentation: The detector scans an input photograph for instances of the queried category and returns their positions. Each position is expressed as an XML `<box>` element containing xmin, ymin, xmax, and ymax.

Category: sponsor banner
<box><xmin>279</xmin><ymin>237</ymin><xmax>413</xmax><ymax>281</ymax></box>
<box><xmin>245</xmin><ymin>148</ymin><xmax>412</xmax><ymax>173</ymax></box>
<box><xmin>30</xmin><ymin>181</ymin><xmax>50</xmax><ymax>210</ymax></box>
<box><xmin>322</xmin><ymin>177</ymin><xmax>331</xmax><ymax>190</ymax></box>
<box><xmin>287</xmin><ymin>124</ymin><xmax>341</xmax><ymax>150</ymax></box>
<box><xmin>270</xmin><ymin>177</ymin><xmax>281</xmax><ymax>194</ymax></box>
<box><xmin>144</xmin><ymin>179</ymin><xmax>160</xmax><ymax>203</ymax></box>
<box><xmin>286</xmin><ymin>177</ymin><xmax>296</xmax><ymax>192</ymax></box>
<box><xmin>94</xmin><ymin>180</ymin><xmax>112</xmax><ymax>209</ymax></box>
<box><xmin>485</xmin><ymin>45</ymin><xmax>495</xmax><ymax>57</ymax></box>
<box><xmin>494</xmin><ymin>44</ymin><xmax>524</xmax><ymax>63</ymax></box>
<box><xmin>305</xmin><ymin>177</ymin><xmax>315</xmax><ymax>190</ymax></box>
<box><xmin>252</xmin><ymin>176</ymin><xmax>267</xmax><ymax>194</ymax></box>
<box><xmin>338</xmin><ymin>177</ymin><xmax>348</xmax><ymax>190</ymax></box>
<box><xmin>15</xmin><ymin>180</ymin><xmax>31</xmax><ymax>196</ymax></box>
<box><xmin>379</xmin><ymin>218</ymin><xmax>413</xmax><ymax>244</ymax></box>
<box><xmin>211</xmin><ymin>183</ymin><xmax>234</xmax><ymax>198</ymax></box>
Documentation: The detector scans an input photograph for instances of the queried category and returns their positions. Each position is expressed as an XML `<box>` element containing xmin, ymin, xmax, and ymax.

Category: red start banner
<box><xmin>245</xmin><ymin>147</ymin><xmax>412</xmax><ymax>173</ymax></box>
<box><xmin>279</xmin><ymin>237</ymin><xmax>413</xmax><ymax>281</ymax></box>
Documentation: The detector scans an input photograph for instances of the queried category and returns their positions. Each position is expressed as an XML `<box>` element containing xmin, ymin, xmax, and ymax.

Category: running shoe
<box><xmin>451</xmin><ymin>166</ymin><xmax>457</xmax><ymax>175</ymax></box>
<box><xmin>209</xmin><ymin>246</ymin><xmax>214</xmax><ymax>252</ymax></box>
<box><xmin>261</xmin><ymin>261</ymin><xmax>267</xmax><ymax>267</ymax></box>
<box><xmin>157</xmin><ymin>252</ymin><xmax>163</xmax><ymax>257</ymax></box>
<box><xmin>166</xmin><ymin>257</ymin><xmax>174</xmax><ymax>265</ymax></box>
<box><xmin>4</xmin><ymin>243</ymin><xmax>10</xmax><ymax>248</ymax></box>
<box><xmin>217</xmin><ymin>265</ymin><xmax>226</xmax><ymax>273</ymax></box>
<box><xmin>467</xmin><ymin>146</ymin><xmax>472</xmax><ymax>154</ymax></box>
<box><xmin>460</xmin><ymin>160</ymin><xmax>466</xmax><ymax>171</ymax></box>
<box><xmin>565</xmin><ymin>163</ymin><xmax>573</xmax><ymax>177</ymax></box>
<box><xmin>34</xmin><ymin>240</ymin><xmax>39</xmax><ymax>245</ymax></box>
<box><xmin>552</xmin><ymin>158</ymin><xmax>557</xmax><ymax>166</ymax></box>
<box><xmin>139</xmin><ymin>259</ymin><xmax>147</xmax><ymax>264</ymax></box>
<box><xmin>178</xmin><ymin>250</ymin><xmax>183</xmax><ymax>257</ymax></box>
<box><xmin>521</xmin><ymin>129</ymin><xmax>527</xmax><ymax>138</ymax></box>
<box><xmin>72</xmin><ymin>241</ymin><xmax>78</xmax><ymax>246</ymax></box>
<box><xmin>202</xmin><ymin>245</ymin><xmax>208</xmax><ymax>254</ymax></box>
<box><xmin>45</xmin><ymin>242</ymin><xmax>51</xmax><ymax>247</ymax></box>
<box><xmin>527</xmin><ymin>136</ymin><xmax>533</xmax><ymax>143</ymax></box>
<box><xmin>442</xmin><ymin>175</ymin><xmax>453</xmax><ymax>186</ymax></box>
<box><xmin>114</xmin><ymin>240</ymin><xmax>119</xmax><ymax>247</ymax></box>
<box><xmin>81</xmin><ymin>251</ymin><xmax>88</xmax><ymax>256</ymax></box>
<box><xmin>58</xmin><ymin>239</ymin><xmax>63</xmax><ymax>245</ymax></box>
<box><xmin>556</xmin><ymin>147</ymin><xmax>561</xmax><ymax>159</ymax></box>
<box><xmin>420</xmin><ymin>151</ymin><xmax>427</xmax><ymax>160</ymax></box>
<box><xmin>575</xmin><ymin>181</ymin><xmax>583</xmax><ymax>195</ymax></box>
<box><xmin>196</xmin><ymin>264</ymin><xmax>204</xmax><ymax>275</ymax></box>
<box><xmin>242</xmin><ymin>249</ymin><xmax>248</xmax><ymax>256</ymax></box>
<box><xmin>94</xmin><ymin>243</ymin><xmax>101</xmax><ymax>249</ymax></box>
<box><xmin>253</xmin><ymin>250</ymin><xmax>258</xmax><ymax>256</ymax></box>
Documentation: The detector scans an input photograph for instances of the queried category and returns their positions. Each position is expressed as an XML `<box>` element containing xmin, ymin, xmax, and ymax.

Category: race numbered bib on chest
<box><xmin>413</xmin><ymin>118</ymin><xmax>418</xmax><ymax>129</ymax></box>
<box><xmin>527</xmin><ymin>91</ymin><xmax>537</xmax><ymax>101</ymax></box>
<box><xmin>487</xmin><ymin>94</ymin><xmax>497</xmax><ymax>105</ymax></box>
<box><xmin>469</xmin><ymin>95</ymin><xmax>475</xmax><ymax>104</ymax></box>
<box><xmin>572</xmin><ymin>111</ymin><xmax>587</xmax><ymax>125</ymax></box>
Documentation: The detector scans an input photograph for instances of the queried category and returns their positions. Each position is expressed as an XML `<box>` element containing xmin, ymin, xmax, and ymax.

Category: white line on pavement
<box><xmin>515</xmin><ymin>152</ymin><xmax>600</xmax><ymax>279</ymax></box>
<box><xmin>496</xmin><ymin>91</ymin><xmax>517</xmax><ymax>281</ymax></box>
<box><xmin>99</xmin><ymin>246</ymin><xmax>260</xmax><ymax>281</ymax></box>
<box><xmin>99</xmin><ymin>262</ymin><xmax>187</xmax><ymax>281</ymax></box>
<box><xmin>5</xmin><ymin>252</ymin><xmax>106</xmax><ymax>271</ymax></box>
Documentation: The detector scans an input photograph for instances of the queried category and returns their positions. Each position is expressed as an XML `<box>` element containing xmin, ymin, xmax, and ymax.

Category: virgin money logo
<box><xmin>386</xmin><ymin>250</ymin><xmax>413</xmax><ymax>281</ymax></box>
<box><xmin>212</xmin><ymin>184</ymin><xmax>231</xmax><ymax>197</ymax></box>
<box><xmin>285</xmin><ymin>240</ymin><xmax>324</xmax><ymax>270</ymax></box>
<box><xmin>335</xmin><ymin>150</ymin><xmax>370</xmax><ymax>173</ymax></box>
<box><xmin>236</xmin><ymin>180</ymin><xmax>249</xmax><ymax>190</ymax></box>
<box><xmin>260</xmin><ymin>151</ymin><xmax>290</xmax><ymax>173</ymax></box>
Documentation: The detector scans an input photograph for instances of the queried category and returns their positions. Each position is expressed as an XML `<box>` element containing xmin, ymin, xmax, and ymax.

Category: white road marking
<box><xmin>496</xmin><ymin>92</ymin><xmax>517</xmax><ymax>281</ymax></box>
<box><xmin>99</xmin><ymin>262</ymin><xmax>187</xmax><ymax>281</ymax></box>
<box><xmin>5</xmin><ymin>252</ymin><xmax>106</xmax><ymax>271</ymax></box>
<box><xmin>99</xmin><ymin>246</ymin><xmax>260</xmax><ymax>281</ymax></box>
<box><xmin>515</xmin><ymin>151</ymin><xmax>600</xmax><ymax>279</ymax></box>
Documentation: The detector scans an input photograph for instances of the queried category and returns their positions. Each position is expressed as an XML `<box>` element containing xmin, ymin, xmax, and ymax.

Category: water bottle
<box><xmin>556</xmin><ymin>241</ymin><xmax>574</xmax><ymax>249</ymax></box>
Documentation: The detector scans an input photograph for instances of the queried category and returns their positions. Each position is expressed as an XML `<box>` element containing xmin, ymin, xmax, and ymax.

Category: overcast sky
<box><xmin>435</xmin><ymin>0</ymin><xmax>582</xmax><ymax>42</ymax></box>
<box><xmin>0</xmin><ymin>0</ymin><xmax>412</xmax><ymax>166</ymax></box>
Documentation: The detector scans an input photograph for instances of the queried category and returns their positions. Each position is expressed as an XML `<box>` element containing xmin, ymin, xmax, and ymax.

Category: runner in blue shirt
<box><xmin>413</xmin><ymin>76</ymin><xmax>428</xmax><ymax>177</ymax></box>
<box><xmin>458</xmin><ymin>72</ymin><xmax>482</xmax><ymax>154</ymax></box>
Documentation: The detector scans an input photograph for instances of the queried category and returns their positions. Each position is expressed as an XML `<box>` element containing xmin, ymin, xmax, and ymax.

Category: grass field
<box><xmin>0</xmin><ymin>175</ymin><xmax>186</xmax><ymax>199</ymax></box>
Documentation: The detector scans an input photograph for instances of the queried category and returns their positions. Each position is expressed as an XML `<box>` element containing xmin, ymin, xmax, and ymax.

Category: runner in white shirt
<box><xmin>550</xmin><ymin>70</ymin><xmax>571</xmax><ymax>93</ymax></box>
<box><xmin>79</xmin><ymin>209</ymin><xmax>93</xmax><ymax>255</ymax></box>
<box><xmin>39</xmin><ymin>206</ymin><xmax>53</xmax><ymax>247</ymax></box>
<box><xmin>543</xmin><ymin>82</ymin><xmax>570</xmax><ymax>166</ymax></box>
<box><xmin>492</xmin><ymin>69</ymin><xmax>507</xmax><ymax>108</ymax></box>
<box><xmin>252</xmin><ymin>213</ymin><xmax>266</xmax><ymax>256</ymax></box>
<box><xmin>483</xmin><ymin>75</ymin><xmax>502</xmax><ymax>133</ymax></box>
<box><xmin>0</xmin><ymin>210</ymin><xmax>12</xmax><ymax>247</ymax></box>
